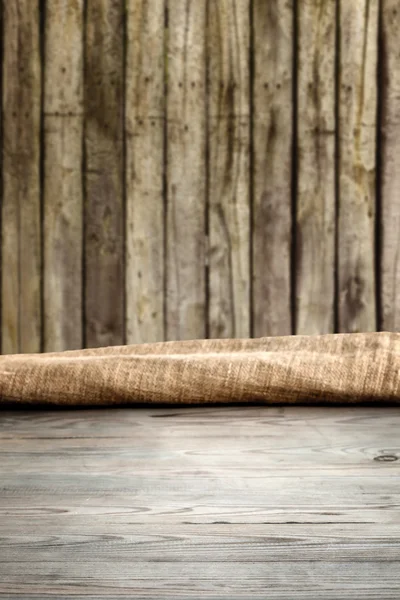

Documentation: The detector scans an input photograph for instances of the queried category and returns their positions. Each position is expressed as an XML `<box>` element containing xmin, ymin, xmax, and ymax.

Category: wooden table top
<box><xmin>0</xmin><ymin>405</ymin><xmax>399</xmax><ymax>599</ymax></box>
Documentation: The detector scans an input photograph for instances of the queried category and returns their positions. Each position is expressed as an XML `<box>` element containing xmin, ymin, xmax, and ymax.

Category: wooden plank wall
<box><xmin>44</xmin><ymin>0</ymin><xmax>83</xmax><ymax>352</ymax></box>
<box><xmin>0</xmin><ymin>0</ymin><xmax>399</xmax><ymax>353</ymax></box>
<box><xmin>166</xmin><ymin>0</ymin><xmax>207</xmax><ymax>341</ymax></box>
<box><xmin>126</xmin><ymin>0</ymin><xmax>165</xmax><ymax>344</ymax></box>
<box><xmin>296</xmin><ymin>0</ymin><xmax>336</xmax><ymax>335</ymax></box>
<box><xmin>84</xmin><ymin>0</ymin><xmax>125</xmax><ymax>348</ymax></box>
<box><xmin>252</xmin><ymin>0</ymin><xmax>292</xmax><ymax>338</ymax></box>
<box><xmin>338</xmin><ymin>0</ymin><xmax>378</xmax><ymax>333</ymax></box>
<box><xmin>2</xmin><ymin>0</ymin><xmax>42</xmax><ymax>354</ymax></box>
<box><xmin>208</xmin><ymin>0</ymin><xmax>250</xmax><ymax>339</ymax></box>
<box><xmin>381</xmin><ymin>0</ymin><xmax>400</xmax><ymax>331</ymax></box>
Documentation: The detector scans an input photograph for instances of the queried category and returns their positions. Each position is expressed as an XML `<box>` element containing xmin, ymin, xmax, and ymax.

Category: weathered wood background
<box><xmin>1</xmin><ymin>405</ymin><xmax>400</xmax><ymax>598</ymax></box>
<box><xmin>0</xmin><ymin>0</ymin><xmax>398</xmax><ymax>352</ymax></box>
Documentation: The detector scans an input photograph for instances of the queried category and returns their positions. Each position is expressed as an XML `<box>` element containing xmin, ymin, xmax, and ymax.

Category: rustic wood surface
<box><xmin>166</xmin><ymin>0</ymin><xmax>207</xmax><ymax>341</ymax></box>
<box><xmin>380</xmin><ymin>0</ymin><xmax>400</xmax><ymax>332</ymax></box>
<box><xmin>1</xmin><ymin>0</ymin><xmax>42</xmax><ymax>354</ymax></box>
<box><xmin>44</xmin><ymin>0</ymin><xmax>83</xmax><ymax>352</ymax></box>
<box><xmin>126</xmin><ymin>0</ymin><xmax>165</xmax><ymax>345</ymax></box>
<box><xmin>84</xmin><ymin>0</ymin><xmax>125</xmax><ymax>348</ymax></box>
<box><xmin>338</xmin><ymin>0</ymin><xmax>378</xmax><ymax>333</ymax></box>
<box><xmin>0</xmin><ymin>405</ymin><xmax>399</xmax><ymax>598</ymax></box>
<box><xmin>296</xmin><ymin>0</ymin><xmax>336</xmax><ymax>335</ymax></box>
<box><xmin>207</xmin><ymin>0</ymin><xmax>250</xmax><ymax>339</ymax></box>
<box><xmin>252</xmin><ymin>0</ymin><xmax>293</xmax><ymax>337</ymax></box>
<box><xmin>1</xmin><ymin>0</ymin><xmax>400</xmax><ymax>349</ymax></box>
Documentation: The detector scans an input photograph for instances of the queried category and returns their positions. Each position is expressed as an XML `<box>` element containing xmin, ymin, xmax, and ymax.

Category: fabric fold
<box><xmin>0</xmin><ymin>332</ymin><xmax>399</xmax><ymax>406</ymax></box>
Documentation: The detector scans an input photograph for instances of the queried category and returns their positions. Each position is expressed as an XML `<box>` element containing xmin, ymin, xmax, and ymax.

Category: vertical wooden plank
<box><xmin>252</xmin><ymin>0</ymin><xmax>293</xmax><ymax>337</ymax></box>
<box><xmin>126</xmin><ymin>0</ymin><xmax>165</xmax><ymax>344</ymax></box>
<box><xmin>166</xmin><ymin>0</ymin><xmax>206</xmax><ymax>340</ymax></box>
<box><xmin>338</xmin><ymin>0</ymin><xmax>378</xmax><ymax>333</ymax></box>
<box><xmin>381</xmin><ymin>0</ymin><xmax>400</xmax><ymax>331</ymax></box>
<box><xmin>44</xmin><ymin>0</ymin><xmax>83</xmax><ymax>352</ymax></box>
<box><xmin>207</xmin><ymin>0</ymin><xmax>250</xmax><ymax>339</ymax></box>
<box><xmin>0</xmin><ymin>1</ymin><xmax>2</xmax><ymax>350</ymax></box>
<box><xmin>296</xmin><ymin>0</ymin><xmax>336</xmax><ymax>335</ymax></box>
<box><xmin>85</xmin><ymin>0</ymin><xmax>124</xmax><ymax>347</ymax></box>
<box><xmin>2</xmin><ymin>0</ymin><xmax>41</xmax><ymax>354</ymax></box>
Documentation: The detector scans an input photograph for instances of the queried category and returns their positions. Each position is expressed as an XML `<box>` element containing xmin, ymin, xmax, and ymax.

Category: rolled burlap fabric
<box><xmin>0</xmin><ymin>332</ymin><xmax>399</xmax><ymax>406</ymax></box>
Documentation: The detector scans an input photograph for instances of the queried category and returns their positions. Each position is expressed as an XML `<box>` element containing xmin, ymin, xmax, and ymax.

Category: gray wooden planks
<box><xmin>207</xmin><ymin>0</ymin><xmax>250</xmax><ymax>339</ymax></box>
<box><xmin>296</xmin><ymin>0</ymin><xmax>336</xmax><ymax>335</ymax></box>
<box><xmin>0</xmin><ymin>406</ymin><xmax>399</xmax><ymax>598</ymax></box>
<box><xmin>252</xmin><ymin>0</ymin><xmax>293</xmax><ymax>337</ymax></box>
<box><xmin>126</xmin><ymin>0</ymin><xmax>165</xmax><ymax>344</ymax></box>
<box><xmin>166</xmin><ymin>0</ymin><xmax>207</xmax><ymax>341</ymax></box>
<box><xmin>380</xmin><ymin>0</ymin><xmax>400</xmax><ymax>332</ymax></box>
<box><xmin>1</xmin><ymin>0</ymin><xmax>42</xmax><ymax>354</ymax></box>
<box><xmin>338</xmin><ymin>0</ymin><xmax>378</xmax><ymax>333</ymax></box>
<box><xmin>44</xmin><ymin>0</ymin><xmax>84</xmax><ymax>351</ymax></box>
<box><xmin>84</xmin><ymin>0</ymin><xmax>125</xmax><ymax>348</ymax></box>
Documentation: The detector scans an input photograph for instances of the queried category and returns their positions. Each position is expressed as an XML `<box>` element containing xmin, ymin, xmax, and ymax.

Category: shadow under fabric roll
<box><xmin>0</xmin><ymin>332</ymin><xmax>399</xmax><ymax>406</ymax></box>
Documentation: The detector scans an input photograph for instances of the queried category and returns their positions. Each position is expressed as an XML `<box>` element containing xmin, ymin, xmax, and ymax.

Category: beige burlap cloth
<box><xmin>0</xmin><ymin>332</ymin><xmax>399</xmax><ymax>406</ymax></box>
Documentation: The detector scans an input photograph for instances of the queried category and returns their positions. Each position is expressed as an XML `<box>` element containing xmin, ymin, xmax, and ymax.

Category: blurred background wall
<box><xmin>1</xmin><ymin>0</ymin><xmax>399</xmax><ymax>353</ymax></box>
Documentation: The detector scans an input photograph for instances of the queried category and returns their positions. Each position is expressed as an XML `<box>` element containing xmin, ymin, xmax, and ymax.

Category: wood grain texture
<box><xmin>0</xmin><ymin>406</ymin><xmax>399</xmax><ymax>598</ymax></box>
<box><xmin>380</xmin><ymin>0</ymin><xmax>400</xmax><ymax>331</ymax></box>
<box><xmin>85</xmin><ymin>0</ymin><xmax>124</xmax><ymax>348</ymax></box>
<box><xmin>1</xmin><ymin>2</ymin><xmax>399</xmax><ymax>343</ymax></box>
<box><xmin>44</xmin><ymin>0</ymin><xmax>83</xmax><ymax>352</ymax></box>
<box><xmin>166</xmin><ymin>0</ymin><xmax>207</xmax><ymax>341</ymax></box>
<box><xmin>252</xmin><ymin>0</ymin><xmax>293</xmax><ymax>337</ymax></box>
<box><xmin>126</xmin><ymin>0</ymin><xmax>165</xmax><ymax>344</ymax></box>
<box><xmin>207</xmin><ymin>0</ymin><xmax>250</xmax><ymax>338</ymax></box>
<box><xmin>296</xmin><ymin>0</ymin><xmax>336</xmax><ymax>335</ymax></box>
<box><xmin>338</xmin><ymin>0</ymin><xmax>378</xmax><ymax>333</ymax></box>
<box><xmin>1</xmin><ymin>0</ymin><xmax>41</xmax><ymax>354</ymax></box>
